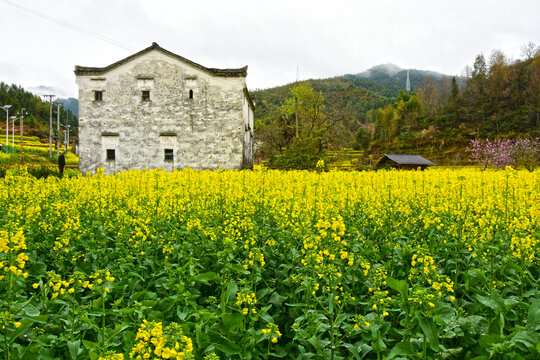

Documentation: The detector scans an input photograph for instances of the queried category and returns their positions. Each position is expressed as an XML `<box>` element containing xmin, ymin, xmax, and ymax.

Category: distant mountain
<box><xmin>59</xmin><ymin>98</ymin><xmax>78</xmax><ymax>117</ymax></box>
<box><xmin>27</xmin><ymin>85</ymin><xmax>78</xmax><ymax>115</ymax></box>
<box><xmin>342</xmin><ymin>64</ymin><xmax>447</xmax><ymax>97</ymax></box>
<box><xmin>358</xmin><ymin>63</ymin><xmax>403</xmax><ymax>77</ymax></box>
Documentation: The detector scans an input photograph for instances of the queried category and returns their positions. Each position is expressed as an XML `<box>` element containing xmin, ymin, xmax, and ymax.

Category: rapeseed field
<box><xmin>0</xmin><ymin>167</ymin><xmax>538</xmax><ymax>359</ymax></box>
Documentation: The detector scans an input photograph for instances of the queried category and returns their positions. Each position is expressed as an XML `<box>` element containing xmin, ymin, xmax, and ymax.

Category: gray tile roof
<box><xmin>75</xmin><ymin>42</ymin><xmax>248</xmax><ymax>77</ymax></box>
<box><xmin>384</xmin><ymin>154</ymin><xmax>436</xmax><ymax>166</ymax></box>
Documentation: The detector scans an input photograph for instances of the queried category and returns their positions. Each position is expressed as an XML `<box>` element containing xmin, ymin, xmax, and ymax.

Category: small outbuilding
<box><xmin>376</xmin><ymin>154</ymin><xmax>436</xmax><ymax>170</ymax></box>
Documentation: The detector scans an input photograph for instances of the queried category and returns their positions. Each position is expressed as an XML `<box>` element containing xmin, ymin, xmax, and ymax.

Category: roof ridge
<box><xmin>382</xmin><ymin>153</ymin><xmax>436</xmax><ymax>166</ymax></box>
<box><xmin>75</xmin><ymin>43</ymin><xmax>247</xmax><ymax>77</ymax></box>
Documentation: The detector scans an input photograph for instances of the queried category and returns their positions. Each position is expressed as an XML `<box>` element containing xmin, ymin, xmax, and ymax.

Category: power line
<box><xmin>0</xmin><ymin>0</ymin><xmax>137</xmax><ymax>52</ymax></box>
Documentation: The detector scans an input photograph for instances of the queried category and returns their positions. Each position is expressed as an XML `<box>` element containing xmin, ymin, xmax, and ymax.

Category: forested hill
<box><xmin>253</xmin><ymin>65</ymin><xmax>448</xmax><ymax>129</ymax></box>
<box><xmin>254</xmin><ymin>49</ymin><xmax>540</xmax><ymax>167</ymax></box>
<box><xmin>0</xmin><ymin>82</ymin><xmax>78</xmax><ymax>140</ymax></box>
<box><xmin>252</xmin><ymin>65</ymin><xmax>451</xmax><ymax>163</ymax></box>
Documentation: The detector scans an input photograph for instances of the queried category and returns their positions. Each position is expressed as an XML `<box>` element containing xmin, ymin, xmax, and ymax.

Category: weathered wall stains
<box><xmin>76</xmin><ymin>45</ymin><xmax>254</xmax><ymax>174</ymax></box>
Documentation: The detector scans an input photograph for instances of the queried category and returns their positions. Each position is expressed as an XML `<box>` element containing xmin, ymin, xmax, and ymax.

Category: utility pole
<box><xmin>2</xmin><ymin>105</ymin><xmax>11</xmax><ymax>153</ymax></box>
<box><xmin>65</xmin><ymin>124</ymin><xmax>71</xmax><ymax>153</ymax></box>
<box><xmin>56</xmin><ymin>102</ymin><xmax>61</xmax><ymax>157</ymax></box>
<box><xmin>62</xmin><ymin>112</ymin><xmax>71</xmax><ymax>153</ymax></box>
<box><xmin>11</xmin><ymin>114</ymin><xmax>15</xmax><ymax>153</ymax></box>
<box><xmin>20</xmin><ymin>108</ymin><xmax>25</xmax><ymax>164</ymax></box>
<box><xmin>64</xmin><ymin>113</ymin><xmax>68</xmax><ymax>152</ymax></box>
<box><xmin>43</xmin><ymin>95</ymin><xmax>55</xmax><ymax>157</ymax></box>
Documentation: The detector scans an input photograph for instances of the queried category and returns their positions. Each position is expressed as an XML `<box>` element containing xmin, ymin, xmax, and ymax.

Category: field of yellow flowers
<box><xmin>0</xmin><ymin>167</ymin><xmax>538</xmax><ymax>359</ymax></box>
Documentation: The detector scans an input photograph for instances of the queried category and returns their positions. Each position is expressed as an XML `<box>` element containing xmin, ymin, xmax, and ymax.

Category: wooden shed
<box><xmin>376</xmin><ymin>154</ymin><xmax>436</xmax><ymax>170</ymax></box>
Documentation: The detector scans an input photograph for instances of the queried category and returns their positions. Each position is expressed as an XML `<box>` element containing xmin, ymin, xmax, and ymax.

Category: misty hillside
<box><xmin>342</xmin><ymin>64</ymin><xmax>448</xmax><ymax>97</ymax></box>
<box><xmin>60</xmin><ymin>98</ymin><xmax>79</xmax><ymax>117</ymax></box>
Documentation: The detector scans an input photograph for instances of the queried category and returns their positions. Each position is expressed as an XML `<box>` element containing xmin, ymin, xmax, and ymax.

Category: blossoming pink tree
<box><xmin>466</xmin><ymin>138</ymin><xmax>539</xmax><ymax>170</ymax></box>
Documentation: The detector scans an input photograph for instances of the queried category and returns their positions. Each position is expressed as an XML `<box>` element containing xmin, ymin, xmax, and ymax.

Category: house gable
<box><xmin>75</xmin><ymin>43</ymin><xmax>254</xmax><ymax>174</ymax></box>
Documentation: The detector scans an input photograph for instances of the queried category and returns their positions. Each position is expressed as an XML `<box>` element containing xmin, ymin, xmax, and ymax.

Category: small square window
<box><xmin>106</xmin><ymin>149</ymin><xmax>115</xmax><ymax>161</ymax></box>
<box><xmin>142</xmin><ymin>90</ymin><xmax>150</xmax><ymax>102</ymax></box>
<box><xmin>164</xmin><ymin>149</ymin><xmax>174</xmax><ymax>162</ymax></box>
<box><xmin>95</xmin><ymin>91</ymin><xmax>103</xmax><ymax>101</ymax></box>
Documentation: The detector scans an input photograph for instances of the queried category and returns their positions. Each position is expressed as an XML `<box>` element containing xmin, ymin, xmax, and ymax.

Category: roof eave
<box><xmin>243</xmin><ymin>88</ymin><xmax>255</xmax><ymax>111</ymax></box>
<box><xmin>74</xmin><ymin>42</ymin><xmax>248</xmax><ymax>77</ymax></box>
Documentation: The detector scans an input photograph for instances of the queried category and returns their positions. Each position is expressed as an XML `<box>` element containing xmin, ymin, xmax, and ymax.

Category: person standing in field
<box><xmin>58</xmin><ymin>151</ymin><xmax>66</xmax><ymax>178</ymax></box>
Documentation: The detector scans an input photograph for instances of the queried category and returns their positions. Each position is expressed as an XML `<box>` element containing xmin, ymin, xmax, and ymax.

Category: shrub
<box><xmin>27</xmin><ymin>166</ymin><xmax>59</xmax><ymax>179</ymax></box>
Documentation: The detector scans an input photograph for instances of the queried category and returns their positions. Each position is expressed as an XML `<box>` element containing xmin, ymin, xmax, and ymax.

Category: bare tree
<box><xmin>417</xmin><ymin>76</ymin><xmax>442</xmax><ymax>117</ymax></box>
<box><xmin>521</xmin><ymin>42</ymin><xmax>539</xmax><ymax>60</ymax></box>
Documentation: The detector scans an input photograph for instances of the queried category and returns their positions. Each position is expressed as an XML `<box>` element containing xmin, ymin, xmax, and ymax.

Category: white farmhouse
<box><xmin>75</xmin><ymin>42</ymin><xmax>254</xmax><ymax>174</ymax></box>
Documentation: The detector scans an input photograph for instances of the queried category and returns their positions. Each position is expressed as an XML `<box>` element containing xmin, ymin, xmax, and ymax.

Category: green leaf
<box><xmin>17</xmin><ymin>314</ymin><xmax>47</xmax><ymax>324</ymax></box>
<box><xmin>221</xmin><ymin>279</ymin><xmax>238</xmax><ymax>307</ymax></box>
<box><xmin>67</xmin><ymin>340</ymin><xmax>81</xmax><ymax>360</ymax></box>
<box><xmin>260</xmin><ymin>312</ymin><xmax>274</xmax><ymax>324</ymax></box>
<box><xmin>285</xmin><ymin>302</ymin><xmax>307</xmax><ymax>307</ymax></box>
<box><xmin>417</xmin><ymin>314</ymin><xmax>439</xmax><ymax>352</ymax></box>
<box><xmin>269</xmin><ymin>291</ymin><xmax>287</xmax><ymax>306</ymax></box>
<box><xmin>307</xmin><ymin>335</ymin><xmax>330</xmax><ymax>352</ymax></box>
<box><xmin>82</xmin><ymin>340</ymin><xmax>99</xmax><ymax>351</ymax></box>
<box><xmin>127</xmin><ymin>271</ymin><xmax>145</xmax><ymax>281</ymax></box>
<box><xmin>229</xmin><ymin>264</ymin><xmax>246</xmax><ymax>274</ymax></box>
<box><xmin>434</xmin><ymin>304</ymin><xmax>454</xmax><ymax>325</ymax></box>
<box><xmin>342</xmin><ymin>343</ymin><xmax>361</xmax><ymax>359</ymax></box>
<box><xmin>196</xmin><ymin>271</ymin><xmax>219</xmax><ymax>285</ymax></box>
<box><xmin>21</xmin><ymin>303</ymin><xmax>40</xmax><ymax>317</ymax></box>
<box><xmin>475</xmin><ymin>292</ymin><xmax>505</xmax><ymax>313</ymax></box>
<box><xmin>7</xmin><ymin>319</ymin><xmax>33</xmax><ymax>345</ymax></box>
<box><xmin>256</xmin><ymin>287</ymin><xmax>274</xmax><ymax>300</ymax></box>
<box><xmin>108</xmin><ymin>323</ymin><xmax>130</xmax><ymax>341</ymax></box>
<box><xmin>357</xmin><ymin>343</ymin><xmax>372</xmax><ymax>359</ymax></box>
<box><xmin>458</xmin><ymin>315</ymin><xmax>488</xmax><ymax>335</ymax></box>
<box><xmin>527</xmin><ymin>298</ymin><xmax>540</xmax><ymax>334</ymax></box>
<box><xmin>387</xmin><ymin>341</ymin><xmax>414</xmax><ymax>360</ymax></box>
<box><xmin>479</xmin><ymin>334</ymin><xmax>503</xmax><ymax>349</ymax></box>
<box><xmin>386</xmin><ymin>277</ymin><xmax>408</xmax><ymax>299</ymax></box>
<box><xmin>177</xmin><ymin>306</ymin><xmax>189</xmax><ymax>320</ymax></box>
<box><xmin>222</xmin><ymin>313</ymin><xmax>244</xmax><ymax>332</ymax></box>
<box><xmin>211</xmin><ymin>336</ymin><xmax>241</xmax><ymax>355</ymax></box>
<box><xmin>511</xmin><ymin>330</ymin><xmax>538</xmax><ymax>350</ymax></box>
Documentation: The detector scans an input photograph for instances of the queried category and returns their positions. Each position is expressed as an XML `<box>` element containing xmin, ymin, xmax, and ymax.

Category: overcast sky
<box><xmin>0</xmin><ymin>0</ymin><xmax>539</xmax><ymax>98</ymax></box>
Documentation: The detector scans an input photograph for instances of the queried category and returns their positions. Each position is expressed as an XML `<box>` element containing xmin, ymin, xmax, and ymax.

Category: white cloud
<box><xmin>0</xmin><ymin>0</ymin><xmax>538</xmax><ymax>97</ymax></box>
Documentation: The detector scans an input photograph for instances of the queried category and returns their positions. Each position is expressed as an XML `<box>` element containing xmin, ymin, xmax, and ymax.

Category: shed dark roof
<box><xmin>381</xmin><ymin>154</ymin><xmax>436</xmax><ymax>166</ymax></box>
<box><xmin>74</xmin><ymin>42</ymin><xmax>248</xmax><ymax>77</ymax></box>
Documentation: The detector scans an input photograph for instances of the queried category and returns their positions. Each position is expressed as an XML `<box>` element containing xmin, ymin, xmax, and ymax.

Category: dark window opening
<box><xmin>95</xmin><ymin>91</ymin><xmax>103</xmax><ymax>101</ymax></box>
<box><xmin>164</xmin><ymin>149</ymin><xmax>174</xmax><ymax>162</ymax></box>
<box><xmin>189</xmin><ymin>89</ymin><xmax>194</xmax><ymax>99</ymax></box>
<box><xmin>106</xmin><ymin>149</ymin><xmax>115</xmax><ymax>161</ymax></box>
<box><xmin>142</xmin><ymin>90</ymin><xmax>150</xmax><ymax>102</ymax></box>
